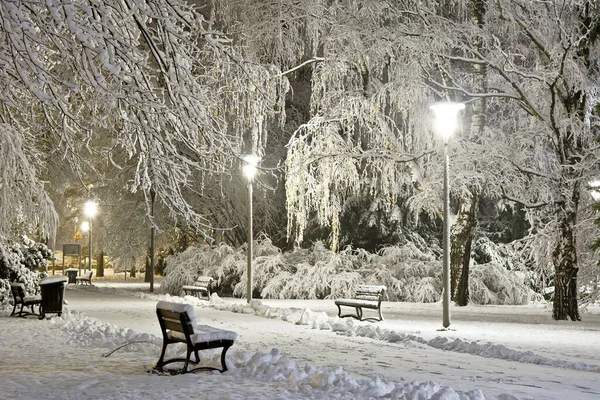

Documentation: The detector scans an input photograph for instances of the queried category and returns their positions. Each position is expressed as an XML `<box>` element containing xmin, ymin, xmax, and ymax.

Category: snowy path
<box><xmin>2</xmin><ymin>281</ymin><xmax>600</xmax><ymax>399</ymax></box>
<box><xmin>60</xmin><ymin>283</ymin><xmax>600</xmax><ymax>400</ymax></box>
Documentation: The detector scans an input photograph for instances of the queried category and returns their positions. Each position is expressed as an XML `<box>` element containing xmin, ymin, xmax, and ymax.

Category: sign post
<box><xmin>62</xmin><ymin>244</ymin><xmax>82</xmax><ymax>275</ymax></box>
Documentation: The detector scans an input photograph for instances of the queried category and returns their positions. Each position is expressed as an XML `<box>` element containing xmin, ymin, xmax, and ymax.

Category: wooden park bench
<box><xmin>10</xmin><ymin>283</ymin><xmax>42</xmax><ymax>317</ymax></box>
<box><xmin>76</xmin><ymin>271</ymin><xmax>94</xmax><ymax>285</ymax></box>
<box><xmin>181</xmin><ymin>276</ymin><xmax>213</xmax><ymax>299</ymax></box>
<box><xmin>154</xmin><ymin>301</ymin><xmax>237</xmax><ymax>374</ymax></box>
<box><xmin>335</xmin><ymin>284</ymin><xmax>386</xmax><ymax>322</ymax></box>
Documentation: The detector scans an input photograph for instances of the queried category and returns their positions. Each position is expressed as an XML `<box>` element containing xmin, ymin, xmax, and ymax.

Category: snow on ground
<box><xmin>1</xmin><ymin>279</ymin><xmax>600</xmax><ymax>400</ymax></box>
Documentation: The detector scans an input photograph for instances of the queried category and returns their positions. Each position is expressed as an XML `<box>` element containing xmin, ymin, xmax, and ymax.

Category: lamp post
<box><xmin>243</xmin><ymin>155</ymin><xmax>261</xmax><ymax>304</ymax></box>
<box><xmin>430</xmin><ymin>102</ymin><xmax>464</xmax><ymax>329</ymax></box>
<box><xmin>83</xmin><ymin>200</ymin><xmax>98</xmax><ymax>275</ymax></box>
<box><xmin>81</xmin><ymin>221</ymin><xmax>90</xmax><ymax>273</ymax></box>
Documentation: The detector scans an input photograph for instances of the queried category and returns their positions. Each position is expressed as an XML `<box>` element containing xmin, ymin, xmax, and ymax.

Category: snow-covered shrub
<box><xmin>160</xmin><ymin>247</ymin><xmax>208</xmax><ymax>295</ymax></box>
<box><xmin>160</xmin><ymin>234</ymin><xmax>538</xmax><ymax>305</ymax></box>
<box><xmin>0</xmin><ymin>236</ymin><xmax>53</xmax><ymax>306</ymax></box>
<box><xmin>160</xmin><ymin>243</ymin><xmax>241</xmax><ymax>296</ymax></box>
<box><xmin>377</xmin><ymin>243</ymin><xmax>440</xmax><ymax>302</ymax></box>
<box><xmin>469</xmin><ymin>263</ymin><xmax>532</xmax><ymax>305</ymax></box>
<box><xmin>407</xmin><ymin>276</ymin><xmax>441</xmax><ymax>303</ymax></box>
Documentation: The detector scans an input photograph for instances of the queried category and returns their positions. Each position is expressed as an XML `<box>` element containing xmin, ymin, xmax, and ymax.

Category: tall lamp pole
<box><xmin>243</xmin><ymin>155</ymin><xmax>261</xmax><ymax>304</ymax></box>
<box><xmin>430</xmin><ymin>102</ymin><xmax>464</xmax><ymax>329</ymax></box>
<box><xmin>149</xmin><ymin>188</ymin><xmax>155</xmax><ymax>293</ymax></box>
<box><xmin>81</xmin><ymin>221</ymin><xmax>90</xmax><ymax>273</ymax></box>
<box><xmin>83</xmin><ymin>200</ymin><xmax>98</xmax><ymax>275</ymax></box>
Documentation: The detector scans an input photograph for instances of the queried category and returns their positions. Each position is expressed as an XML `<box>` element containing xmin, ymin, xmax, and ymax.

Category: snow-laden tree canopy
<box><xmin>0</xmin><ymin>0</ymin><xmax>288</xmax><ymax>240</ymax></box>
<box><xmin>272</xmin><ymin>0</ymin><xmax>599</xmax><ymax>319</ymax></box>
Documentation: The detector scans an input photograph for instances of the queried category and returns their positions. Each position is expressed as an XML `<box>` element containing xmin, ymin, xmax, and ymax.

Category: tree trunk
<box><xmin>144</xmin><ymin>247</ymin><xmax>153</xmax><ymax>283</ymax></box>
<box><xmin>552</xmin><ymin>189</ymin><xmax>581</xmax><ymax>321</ymax></box>
<box><xmin>447</xmin><ymin>0</ymin><xmax>487</xmax><ymax>307</ymax></box>
<box><xmin>450</xmin><ymin>195</ymin><xmax>479</xmax><ymax>305</ymax></box>
<box><xmin>96</xmin><ymin>251</ymin><xmax>105</xmax><ymax>277</ymax></box>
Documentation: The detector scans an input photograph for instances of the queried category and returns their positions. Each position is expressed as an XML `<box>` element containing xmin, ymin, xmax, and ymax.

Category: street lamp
<box><xmin>243</xmin><ymin>155</ymin><xmax>261</xmax><ymax>304</ymax></box>
<box><xmin>83</xmin><ymin>200</ymin><xmax>98</xmax><ymax>274</ymax></box>
<box><xmin>81</xmin><ymin>221</ymin><xmax>90</xmax><ymax>273</ymax></box>
<box><xmin>430</xmin><ymin>102</ymin><xmax>464</xmax><ymax>329</ymax></box>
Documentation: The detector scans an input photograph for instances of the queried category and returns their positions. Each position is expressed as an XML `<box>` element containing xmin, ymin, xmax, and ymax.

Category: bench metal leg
<box><xmin>219</xmin><ymin>343</ymin><xmax>232</xmax><ymax>372</ymax></box>
<box><xmin>356</xmin><ymin>307</ymin><xmax>363</xmax><ymax>321</ymax></box>
<box><xmin>360</xmin><ymin>307</ymin><xmax>384</xmax><ymax>322</ymax></box>
<box><xmin>188</xmin><ymin>343</ymin><xmax>232</xmax><ymax>374</ymax></box>
<box><xmin>337</xmin><ymin>304</ymin><xmax>383</xmax><ymax>322</ymax></box>
<box><xmin>13</xmin><ymin>302</ymin><xmax>40</xmax><ymax>318</ymax></box>
<box><xmin>336</xmin><ymin>304</ymin><xmax>362</xmax><ymax>320</ymax></box>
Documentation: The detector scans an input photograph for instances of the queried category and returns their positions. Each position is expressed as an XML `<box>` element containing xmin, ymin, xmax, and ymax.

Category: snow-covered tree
<box><xmin>284</xmin><ymin>1</ymin><xmax>438</xmax><ymax>251</ymax></box>
<box><xmin>463</xmin><ymin>1</ymin><xmax>599</xmax><ymax>320</ymax></box>
<box><xmin>0</xmin><ymin>0</ymin><xmax>288</xmax><ymax>243</ymax></box>
<box><xmin>281</xmin><ymin>0</ymin><xmax>600</xmax><ymax>321</ymax></box>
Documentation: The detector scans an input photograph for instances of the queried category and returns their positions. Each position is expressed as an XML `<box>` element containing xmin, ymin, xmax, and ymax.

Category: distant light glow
<box><xmin>430</xmin><ymin>102</ymin><xmax>465</xmax><ymax>140</ymax></box>
<box><xmin>84</xmin><ymin>200</ymin><xmax>98</xmax><ymax>218</ymax></box>
<box><xmin>243</xmin><ymin>155</ymin><xmax>261</xmax><ymax>180</ymax></box>
<box><xmin>590</xmin><ymin>180</ymin><xmax>600</xmax><ymax>201</ymax></box>
<box><xmin>81</xmin><ymin>221</ymin><xmax>90</xmax><ymax>232</ymax></box>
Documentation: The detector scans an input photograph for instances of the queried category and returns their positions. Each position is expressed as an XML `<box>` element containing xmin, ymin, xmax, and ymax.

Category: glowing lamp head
<box><xmin>242</xmin><ymin>155</ymin><xmax>262</xmax><ymax>181</ymax></box>
<box><xmin>84</xmin><ymin>200</ymin><xmax>98</xmax><ymax>218</ymax></box>
<box><xmin>430</xmin><ymin>102</ymin><xmax>465</xmax><ymax>140</ymax></box>
<box><xmin>81</xmin><ymin>221</ymin><xmax>90</xmax><ymax>232</ymax></box>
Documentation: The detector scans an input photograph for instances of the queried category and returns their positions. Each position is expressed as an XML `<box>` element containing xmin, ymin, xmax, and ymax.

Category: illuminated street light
<box><xmin>430</xmin><ymin>102</ymin><xmax>465</xmax><ymax>329</ymax></box>
<box><xmin>83</xmin><ymin>201</ymin><xmax>98</xmax><ymax>274</ymax></box>
<box><xmin>243</xmin><ymin>155</ymin><xmax>261</xmax><ymax>304</ymax></box>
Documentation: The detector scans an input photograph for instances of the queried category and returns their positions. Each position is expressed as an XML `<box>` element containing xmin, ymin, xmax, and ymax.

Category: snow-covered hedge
<box><xmin>160</xmin><ymin>235</ymin><xmax>534</xmax><ymax>305</ymax></box>
<box><xmin>0</xmin><ymin>236</ymin><xmax>53</xmax><ymax>306</ymax></box>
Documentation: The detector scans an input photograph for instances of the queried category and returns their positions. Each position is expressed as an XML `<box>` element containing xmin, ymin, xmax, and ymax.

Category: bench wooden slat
<box><xmin>182</xmin><ymin>276</ymin><xmax>213</xmax><ymax>299</ymax></box>
<box><xmin>335</xmin><ymin>285</ymin><xmax>386</xmax><ymax>322</ymax></box>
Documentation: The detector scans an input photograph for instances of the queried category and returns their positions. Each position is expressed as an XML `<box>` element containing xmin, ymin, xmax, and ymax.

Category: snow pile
<box><xmin>39</xmin><ymin>310</ymin><xmax>484</xmax><ymax>399</ymax></box>
<box><xmin>107</xmin><ymin>286</ymin><xmax>600</xmax><ymax>375</ymax></box>
<box><xmin>50</xmin><ymin>310</ymin><xmax>160</xmax><ymax>355</ymax></box>
<box><xmin>231</xmin><ymin>348</ymin><xmax>486</xmax><ymax>400</ymax></box>
<box><xmin>427</xmin><ymin>337</ymin><xmax>600</xmax><ymax>373</ymax></box>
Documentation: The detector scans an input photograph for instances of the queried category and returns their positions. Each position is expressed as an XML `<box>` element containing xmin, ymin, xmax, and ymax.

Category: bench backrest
<box><xmin>194</xmin><ymin>276</ymin><xmax>213</xmax><ymax>288</ymax></box>
<box><xmin>10</xmin><ymin>283</ymin><xmax>26</xmax><ymax>302</ymax></box>
<box><xmin>355</xmin><ymin>285</ymin><xmax>386</xmax><ymax>301</ymax></box>
<box><xmin>85</xmin><ymin>271</ymin><xmax>94</xmax><ymax>278</ymax></box>
<box><xmin>156</xmin><ymin>301</ymin><xmax>196</xmax><ymax>338</ymax></box>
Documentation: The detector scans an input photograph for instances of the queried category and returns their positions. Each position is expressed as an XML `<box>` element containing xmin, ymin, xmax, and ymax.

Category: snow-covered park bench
<box><xmin>75</xmin><ymin>271</ymin><xmax>94</xmax><ymax>285</ymax></box>
<box><xmin>154</xmin><ymin>301</ymin><xmax>237</xmax><ymax>374</ymax></box>
<box><xmin>181</xmin><ymin>276</ymin><xmax>213</xmax><ymax>299</ymax></box>
<box><xmin>335</xmin><ymin>285</ymin><xmax>386</xmax><ymax>322</ymax></box>
<box><xmin>10</xmin><ymin>283</ymin><xmax>41</xmax><ymax>317</ymax></box>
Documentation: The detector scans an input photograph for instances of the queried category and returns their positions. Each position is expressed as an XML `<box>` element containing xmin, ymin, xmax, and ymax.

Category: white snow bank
<box><xmin>20</xmin><ymin>310</ymin><xmax>484</xmax><ymax>400</ymax></box>
<box><xmin>126</xmin><ymin>288</ymin><xmax>600</xmax><ymax>375</ymax></box>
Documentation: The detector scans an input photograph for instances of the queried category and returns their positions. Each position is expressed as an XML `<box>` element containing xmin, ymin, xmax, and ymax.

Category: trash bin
<box><xmin>39</xmin><ymin>275</ymin><xmax>68</xmax><ymax>319</ymax></box>
<box><xmin>65</xmin><ymin>268</ymin><xmax>79</xmax><ymax>284</ymax></box>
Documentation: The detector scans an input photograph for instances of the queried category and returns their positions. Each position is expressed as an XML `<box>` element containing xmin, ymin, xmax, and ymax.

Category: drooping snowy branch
<box><xmin>0</xmin><ymin>0</ymin><xmax>289</xmax><ymax>240</ymax></box>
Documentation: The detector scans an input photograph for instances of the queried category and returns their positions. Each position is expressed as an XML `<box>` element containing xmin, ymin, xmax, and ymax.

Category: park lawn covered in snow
<box><xmin>1</xmin><ymin>281</ymin><xmax>599</xmax><ymax>400</ymax></box>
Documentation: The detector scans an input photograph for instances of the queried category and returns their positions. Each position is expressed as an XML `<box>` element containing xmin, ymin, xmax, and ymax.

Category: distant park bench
<box><xmin>76</xmin><ymin>271</ymin><xmax>94</xmax><ymax>285</ymax></box>
<box><xmin>154</xmin><ymin>301</ymin><xmax>237</xmax><ymax>374</ymax></box>
<box><xmin>10</xmin><ymin>283</ymin><xmax>41</xmax><ymax>317</ymax></box>
<box><xmin>181</xmin><ymin>276</ymin><xmax>213</xmax><ymax>299</ymax></box>
<box><xmin>335</xmin><ymin>285</ymin><xmax>386</xmax><ymax>322</ymax></box>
